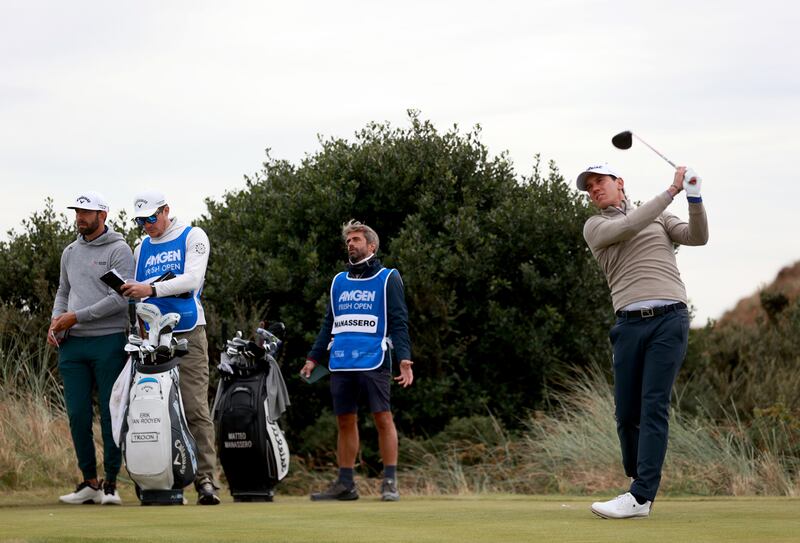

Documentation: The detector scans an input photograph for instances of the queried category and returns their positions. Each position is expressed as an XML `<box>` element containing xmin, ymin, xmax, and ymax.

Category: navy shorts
<box><xmin>330</xmin><ymin>366</ymin><xmax>391</xmax><ymax>415</ymax></box>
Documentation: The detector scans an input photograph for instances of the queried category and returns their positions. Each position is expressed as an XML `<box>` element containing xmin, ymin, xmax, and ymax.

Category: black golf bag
<box><xmin>213</xmin><ymin>325</ymin><xmax>290</xmax><ymax>502</ymax></box>
<box><xmin>117</xmin><ymin>305</ymin><xmax>197</xmax><ymax>505</ymax></box>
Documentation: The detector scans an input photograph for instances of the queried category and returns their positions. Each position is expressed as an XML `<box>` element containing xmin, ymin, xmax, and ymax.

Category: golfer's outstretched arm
<box><xmin>583</xmin><ymin>192</ymin><xmax>673</xmax><ymax>250</ymax></box>
<box><xmin>664</xmin><ymin>203</ymin><xmax>709</xmax><ymax>246</ymax></box>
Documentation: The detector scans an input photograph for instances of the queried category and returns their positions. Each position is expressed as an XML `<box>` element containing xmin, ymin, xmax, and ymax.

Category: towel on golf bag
<box><xmin>265</xmin><ymin>355</ymin><xmax>290</xmax><ymax>422</ymax></box>
<box><xmin>110</xmin><ymin>356</ymin><xmax>133</xmax><ymax>446</ymax></box>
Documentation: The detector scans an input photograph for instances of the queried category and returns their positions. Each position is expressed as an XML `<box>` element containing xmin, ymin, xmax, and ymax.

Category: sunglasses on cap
<box><xmin>134</xmin><ymin>206</ymin><xmax>165</xmax><ymax>226</ymax></box>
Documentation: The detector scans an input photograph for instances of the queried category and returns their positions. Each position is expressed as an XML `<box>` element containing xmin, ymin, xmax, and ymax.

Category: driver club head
<box><xmin>611</xmin><ymin>131</ymin><xmax>633</xmax><ymax>150</ymax></box>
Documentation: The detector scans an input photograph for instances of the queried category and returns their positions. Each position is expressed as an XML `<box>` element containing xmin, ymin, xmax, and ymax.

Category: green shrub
<box><xmin>199</xmin><ymin>112</ymin><xmax>611</xmax><ymax>438</ymax></box>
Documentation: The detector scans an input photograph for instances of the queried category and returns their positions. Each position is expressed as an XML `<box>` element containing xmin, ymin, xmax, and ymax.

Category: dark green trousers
<box><xmin>58</xmin><ymin>333</ymin><xmax>127</xmax><ymax>482</ymax></box>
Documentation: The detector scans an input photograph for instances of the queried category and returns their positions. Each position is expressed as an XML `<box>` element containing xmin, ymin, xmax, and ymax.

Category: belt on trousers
<box><xmin>615</xmin><ymin>302</ymin><xmax>687</xmax><ymax>319</ymax></box>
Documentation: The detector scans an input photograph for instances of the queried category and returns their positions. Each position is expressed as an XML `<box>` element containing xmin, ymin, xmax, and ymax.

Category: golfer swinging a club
<box><xmin>577</xmin><ymin>162</ymin><xmax>708</xmax><ymax>518</ymax></box>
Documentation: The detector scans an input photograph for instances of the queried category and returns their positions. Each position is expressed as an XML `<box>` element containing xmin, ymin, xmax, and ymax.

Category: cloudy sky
<box><xmin>2</xmin><ymin>1</ymin><xmax>798</xmax><ymax>324</ymax></box>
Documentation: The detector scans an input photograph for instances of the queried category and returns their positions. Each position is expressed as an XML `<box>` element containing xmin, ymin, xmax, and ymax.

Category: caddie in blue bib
<box><xmin>328</xmin><ymin>267</ymin><xmax>394</xmax><ymax>371</ymax></box>
<box><xmin>135</xmin><ymin>226</ymin><xmax>202</xmax><ymax>332</ymax></box>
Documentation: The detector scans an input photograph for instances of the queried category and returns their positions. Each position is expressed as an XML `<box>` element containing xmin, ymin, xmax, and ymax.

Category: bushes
<box><xmin>1</xmin><ymin>114</ymin><xmax>798</xmax><ymax>495</ymax></box>
<box><xmin>199</xmin><ymin>112</ymin><xmax>611</xmax><ymax>438</ymax></box>
<box><xmin>681</xmin><ymin>296</ymin><xmax>800</xmax><ymax>420</ymax></box>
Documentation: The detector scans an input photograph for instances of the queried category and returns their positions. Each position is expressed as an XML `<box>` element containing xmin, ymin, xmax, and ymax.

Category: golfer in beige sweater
<box><xmin>578</xmin><ymin>163</ymin><xmax>708</xmax><ymax>519</ymax></box>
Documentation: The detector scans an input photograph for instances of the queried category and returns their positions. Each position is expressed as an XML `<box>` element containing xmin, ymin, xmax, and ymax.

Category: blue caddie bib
<box><xmin>328</xmin><ymin>267</ymin><xmax>393</xmax><ymax>371</ymax></box>
<box><xmin>135</xmin><ymin>226</ymin><xmax>202</xmax><ymax>332</ymax></box>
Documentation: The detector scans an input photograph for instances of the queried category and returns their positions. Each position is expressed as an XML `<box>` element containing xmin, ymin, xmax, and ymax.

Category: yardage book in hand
<box><xmin>301</xmin><ymin>364</ymin><xmax>330</xmax><ymax>384</ymax></box>
<box><xmin>100</xmin><ymin>269</ymin><xmax>126</xmax><ymax>294</ymax></box>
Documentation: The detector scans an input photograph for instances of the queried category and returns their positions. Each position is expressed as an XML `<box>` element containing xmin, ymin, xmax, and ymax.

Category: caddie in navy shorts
<box><xmin>330</xmin><ymin>366</ymin><xmax>392</xmax><ymax>415</ymax></box>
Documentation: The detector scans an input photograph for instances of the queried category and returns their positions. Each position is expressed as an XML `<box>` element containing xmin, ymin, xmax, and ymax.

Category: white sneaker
<box><xmin>59</xmin><ymin>481</ymin><xmax>102</xmax><ymax>505</ymax></box>
<box><xmin>591</xmin><ymin>492</ymin><xmax>651</xmax><ymax>519</ymax></box>
<box><xmin>101</xmin><ymin>481</ymin><xmax>122</xmax><ymax>505</ymax></box>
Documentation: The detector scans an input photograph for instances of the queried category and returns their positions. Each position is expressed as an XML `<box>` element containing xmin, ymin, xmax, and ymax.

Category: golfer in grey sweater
<box><xmin>49</xmin><ymin>192</ymin><xmax>134</xmax><ymax>505</ymax></box>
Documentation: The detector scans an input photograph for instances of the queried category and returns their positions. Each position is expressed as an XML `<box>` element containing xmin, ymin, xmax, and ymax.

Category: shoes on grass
<box><xmin>196</xmin><ymin>478</ymin><xmax>221</xmax><ymax>505</ymax></box>
<box><xmin>59</xmin><ymin>481</ymin><xmax>102</xmax><ymax>505</ymax></box>
<box><xmin>101</xmin><ymin>480</ymin><xmax>122</xmax><ymax>505</ymax></box>
<box><xmin>310</xmin><ymin>481</ymin><xmax>359</xmax><ymax>501</ymax></box>
<box><xmin>591</xmin><ymin>492</ymin><xmax>651</xmax><ymax>519</ymax></box>
<box><xmin>381</xmin><ymin>478</ymin><xmax>400</xmax><ymax>502</ymax></box>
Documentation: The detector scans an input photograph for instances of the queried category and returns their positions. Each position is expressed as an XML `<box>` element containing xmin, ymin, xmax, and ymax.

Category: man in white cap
<box><xmin>50</xmin><ymin>191</ymin><xmax>134</xmax><ymax>505</ymax></box>
<box><xmin>576</xmin><ymin>163</ymin><xmax>708</xmax><ymax>518</ymax></box>
<box><xmin>120</xmin><ymin>190</ymin><xmax>219</xmax><ymax>505</ymax></box>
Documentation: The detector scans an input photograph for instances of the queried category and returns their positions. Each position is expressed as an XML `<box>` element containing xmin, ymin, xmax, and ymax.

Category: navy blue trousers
<box><xmin>609</xmin><ymin>307</ymin><xmax>689</xmax><ymax>501</ymax></box>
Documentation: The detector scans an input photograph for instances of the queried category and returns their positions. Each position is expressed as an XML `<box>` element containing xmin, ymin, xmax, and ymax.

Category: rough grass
<box><xmin>3</xmin><ymin>367</ymin><xmax>799</xmax><ymax>497</ymax></box>
<box><xmin>398</xmin><ymin>368</ymin><xmax>800</xmax><ymax>496</ymax></box>
<box><xmin>2</xmin><ymin>305</ymin><xmax>797</xmax><ymax>498</ymax></box>
<box><xmin>0</xmin><ymin>396</ymin><xmax>80</xmax><ymax>488</ymax></box>
<box><xmin>0</xmin><ymin>495</ymin><xmax>798</xmax><ymax>543</ymax></box>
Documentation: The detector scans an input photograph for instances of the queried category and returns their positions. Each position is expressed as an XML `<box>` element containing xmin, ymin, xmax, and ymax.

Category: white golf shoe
<box><xmin>59</xmin><ymin>481</ymin><xmax>102</xmax><ymax>505</ymax></box>
<box><xmin>591</xmin><ymin>492</ymin><xmax>651</xmax><ymax>519</ymax></box>
<box><xmin>101</xmin><ymin>481</ymin><xmax>122</xmax><ymax>505</ymax></box>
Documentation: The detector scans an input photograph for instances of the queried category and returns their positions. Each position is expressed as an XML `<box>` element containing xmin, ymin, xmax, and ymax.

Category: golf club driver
<box><xmin>612</xmin><ymin>131</ymin><xmax>677</xmax><ymax>168</ymax></box>
<box><xmin>136</xmin><ymin>302</ymin><xmax>162</xmax><ymax>346</ymax></box>
<box><xmin>611</xmin><ymin>130</ymin><xmax>700</xmax><ymax>186</ymax></box>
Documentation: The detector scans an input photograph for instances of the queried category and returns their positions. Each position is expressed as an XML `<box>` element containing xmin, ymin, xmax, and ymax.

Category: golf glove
<box><xmin>684</xmin><ymin>168</ymin><xmax>702</xmax><ymax>199</ymax></box>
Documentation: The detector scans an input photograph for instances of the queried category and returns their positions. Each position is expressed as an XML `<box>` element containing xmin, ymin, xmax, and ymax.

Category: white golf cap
<box><xmin>66</xmin><ymin>191</ymin><xmax>109</xmax><ymax>212</ymax></box>
<box><xmin>133</xmin><ymin>190</ymin><xmax>168</xmax><ymax>217</ymax></box>
<box><xmin>576</xmin><ymin>163</ymin><xmax>620</xmax><ymax>191</ymax></box>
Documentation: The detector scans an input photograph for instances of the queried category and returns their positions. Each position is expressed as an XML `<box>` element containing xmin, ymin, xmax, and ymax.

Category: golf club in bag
<box><xmin>611</xmin><ymin>130</ymin><xmax>701</xmax><ymax>185</ymax></box>
<box><xmin>212</xmin><ymin>323</ymin><xmax>290</xmax><ymax>502</ymax></box>
<box><xmin>119</xmin><ymin>302</ymin><xmax>197</xmax><ymax>505</ymax></box>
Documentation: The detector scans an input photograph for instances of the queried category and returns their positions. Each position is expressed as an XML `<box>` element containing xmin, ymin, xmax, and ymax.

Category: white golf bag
<box><xmin>117</xmin><ymin>303</ymin><xmax>197</xmax><ymax>505</ymax></box>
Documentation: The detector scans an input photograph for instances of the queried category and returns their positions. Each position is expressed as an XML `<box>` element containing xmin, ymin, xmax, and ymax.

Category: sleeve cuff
<box><xmin>687</xmin><ymin>196</ymin><xmax>703</xmax><ymax>203</ymax></box>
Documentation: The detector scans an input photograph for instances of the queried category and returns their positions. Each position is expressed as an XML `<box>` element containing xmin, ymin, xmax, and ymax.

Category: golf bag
<box><xmin>213</xmin><ymin>325</ymin><xmax>290</xmax><ymax>502</ymax></box>
<box><xmin>118</xmin><ymin>303</ymin><xmax>198</xmax><ymax>505</ymax></box>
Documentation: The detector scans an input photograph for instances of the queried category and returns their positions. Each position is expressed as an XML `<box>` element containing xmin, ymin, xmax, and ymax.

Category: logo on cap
<box><xmin>135</xmin><ymin>199</ymin><xmax>148</xmax><ymax>209</ymax></box>
<box><xmin>77</xmin><ymin>196</ymin><xmax>92</xmax><ymax>204</ymax></box>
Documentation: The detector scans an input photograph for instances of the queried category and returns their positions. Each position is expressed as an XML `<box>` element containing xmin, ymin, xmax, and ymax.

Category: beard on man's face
<box><xmin>77</xmin><ymin>215</ymin><xmax>100</xmax><ymax>235</ymax></box>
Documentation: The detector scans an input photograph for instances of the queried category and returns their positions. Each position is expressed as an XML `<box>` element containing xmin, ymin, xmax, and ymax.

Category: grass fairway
<box><xmin>1</xmin><ymin>492</ymin><xmax>798</xmax><ymax>543</ymax></box>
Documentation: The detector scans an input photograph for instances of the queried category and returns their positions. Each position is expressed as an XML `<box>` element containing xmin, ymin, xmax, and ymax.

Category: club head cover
<box><xmin>136</xmin><ymin>302</ymin><xmax>162</xmax><ymax>345</ymax></box>
<box><xmin>267</xmin><ymin>322</ymin><xmax>286</xmax><ymax>339</ymax></box>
